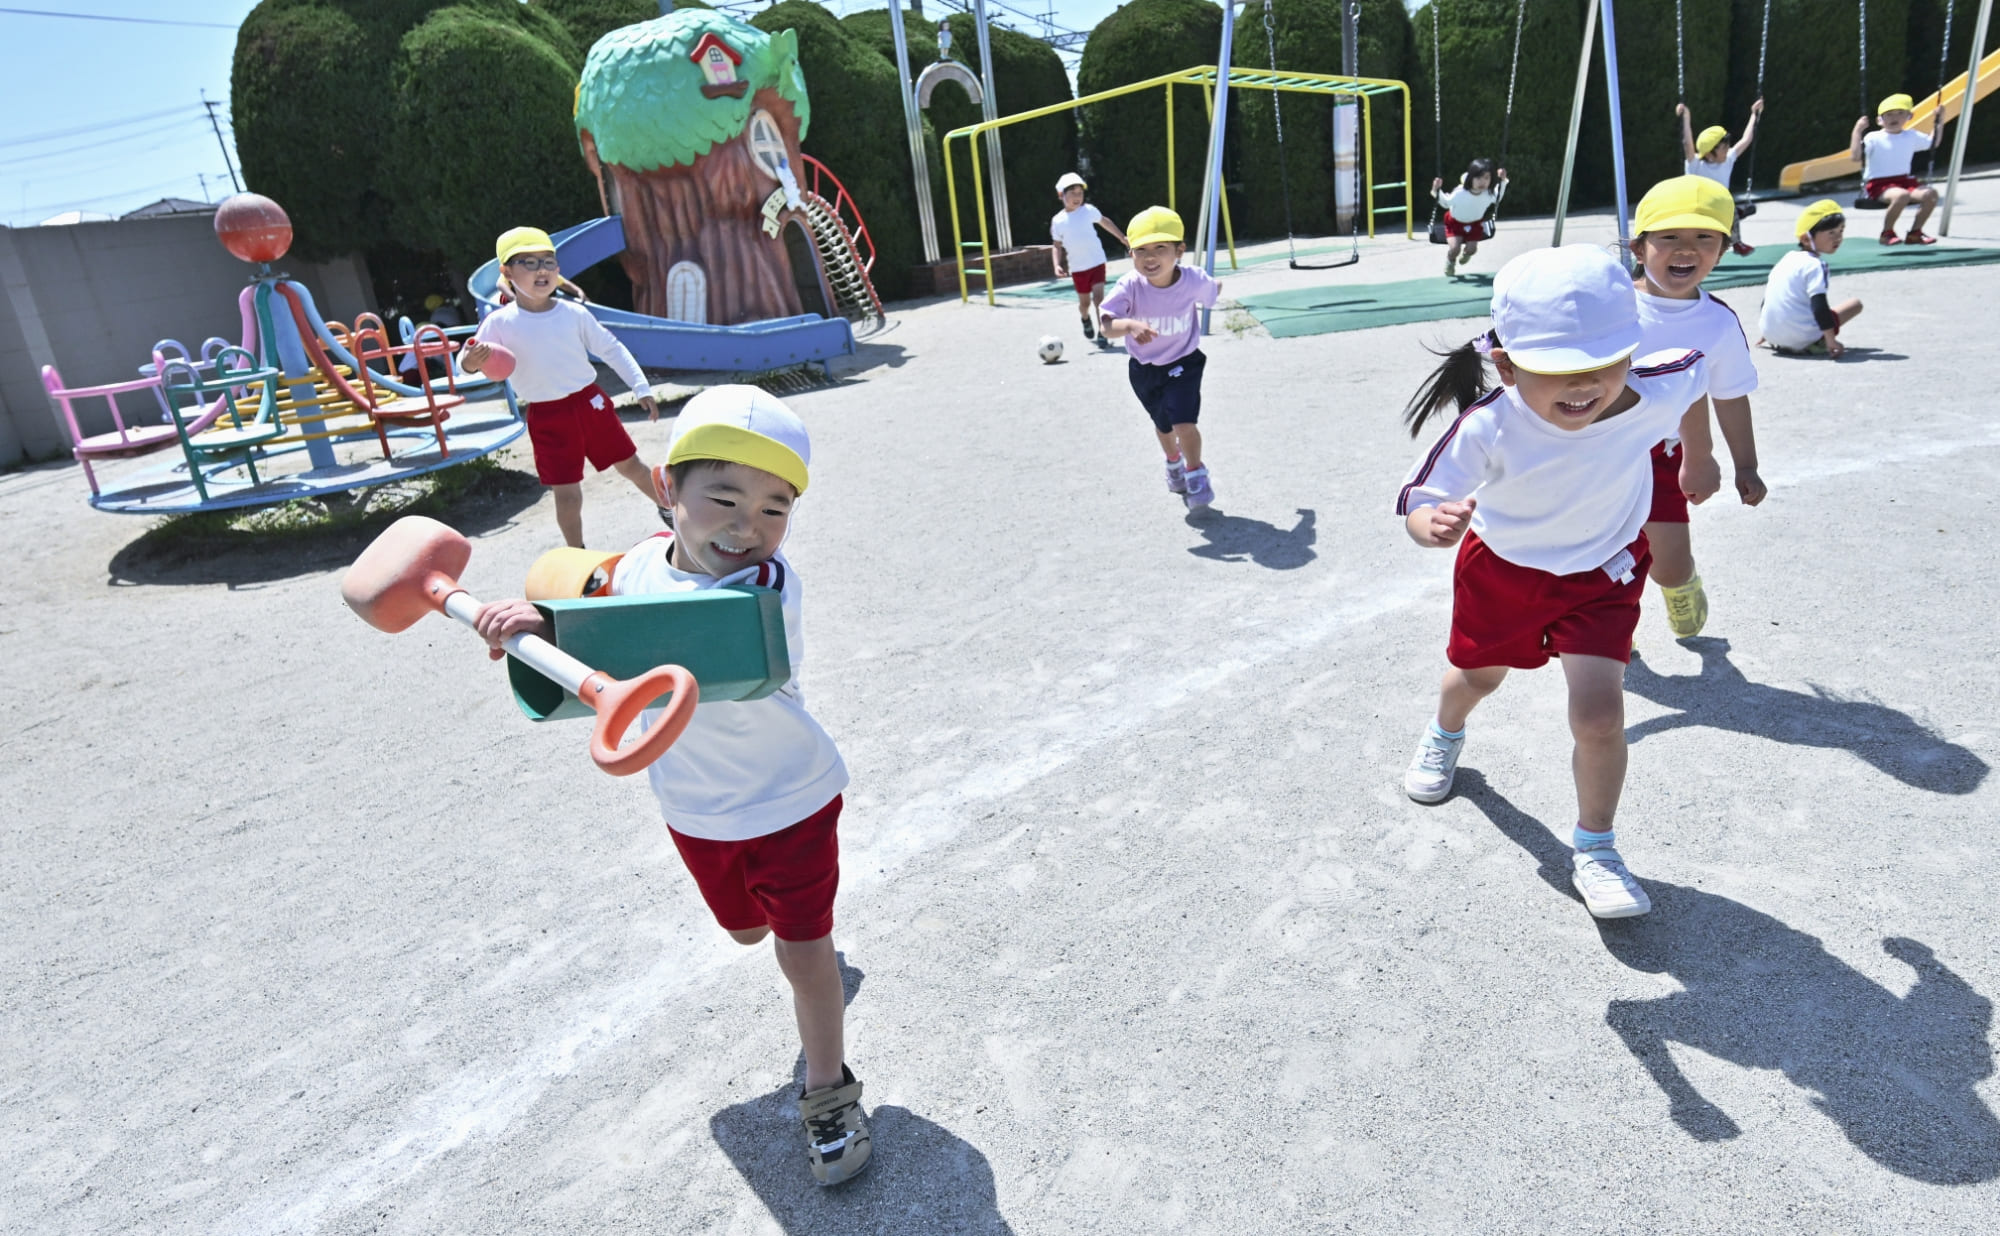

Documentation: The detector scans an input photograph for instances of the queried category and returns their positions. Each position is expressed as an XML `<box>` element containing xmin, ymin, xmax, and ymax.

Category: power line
<box><xmin>0</xmin><ymin>117</ymin><xmax>210</xmax><ymax>169</ymax></box>
<box><xmin>0</xmin><ymin>105</ymin><xmax>200</xmax><ymax>152</ymax></box>
<box><xmin>0</xmin><ymin>6</ymin><xmax>237</xmax><ymax>29</ymax></box>
<box><xmin>17</xmin><ymin>171</ymin><xmax>219</xmax><ymax>219</ymax></box>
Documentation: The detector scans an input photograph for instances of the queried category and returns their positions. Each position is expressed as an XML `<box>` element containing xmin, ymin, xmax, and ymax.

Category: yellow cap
<box><xmin>1633</xmin><ymin>174</ymin><xmax>1735</xmax><ymax>236</ymax></box>
<box><xmin>1795</xmin><ymin>199</ymin><xmax>1845</xmax><ymax>238</ymax></box>
<box><xmin>1694</xmin><ymin>125</ymin><xmax>1730</xmax><ymax>157</ymax></box>
<box><xmin>666</xmin><ymin>385</ymin><xmax>811</xmax><ymax>495</ymax></box>
<box><xmin>1127</xmin><ymin>205</ymin><xmax>1185</xmax><ymax>248</ymax></box>
<box><xmin>1878</xmin><ymin>92</ymin><xmax>1916</xmax><ymax>116</ymax></box>
<box><xmin>495</xmin><ymin>226</ymin><xmax>556</xmax><ymax>264</ymax></box>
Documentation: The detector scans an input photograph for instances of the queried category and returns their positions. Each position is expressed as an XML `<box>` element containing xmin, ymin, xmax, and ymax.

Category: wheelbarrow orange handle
<box><xmin>577</xmin><ymin>664</ymin><xmax>699</xmax><ymax>777</ymax></box>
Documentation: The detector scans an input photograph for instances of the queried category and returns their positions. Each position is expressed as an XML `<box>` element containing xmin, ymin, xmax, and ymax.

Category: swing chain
<box><xmin>1743</xmin><ymin>0</ymin><xmax>1772</xmax><ymax>192</ymax></box>
<box><xmin>1501</xmin><ymin>0</ymin><xmax>1526</xmax><ymax>163</ymax></box>
<box><xmin>1675</xmin><ymin>0</ymin><xmax>1685</xmax><ymax>102</ymax></box>
<box><xmin>1858</xmin><ymin>0</ymin><xmax>1870</xmax><ymax>118</ymax></box>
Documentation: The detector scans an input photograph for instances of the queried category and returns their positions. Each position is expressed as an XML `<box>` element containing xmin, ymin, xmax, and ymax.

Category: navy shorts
<box><xmin>1128</xmin><ymin>349</ymin><xmax>1206</xmax><ymax>433</ymax></box>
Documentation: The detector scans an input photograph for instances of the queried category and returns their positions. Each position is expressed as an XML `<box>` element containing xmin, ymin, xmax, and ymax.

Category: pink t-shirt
<box><xmin>1101</xmin><ymin>265</ymin><xmax>1221</xmax><ymax>366</ymax></box>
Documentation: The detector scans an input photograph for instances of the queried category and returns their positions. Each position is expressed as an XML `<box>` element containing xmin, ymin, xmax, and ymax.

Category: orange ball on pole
<box><xmin>214</xmin><ymin>193</ymin><xmax>293</xmax><ymax>264</ymax></box>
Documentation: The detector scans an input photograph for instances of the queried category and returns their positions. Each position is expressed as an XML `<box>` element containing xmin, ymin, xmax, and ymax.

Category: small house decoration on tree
<box><xmin>575</xmin><ymin>10</ymin><xmax>820</xmax><ymax>326</ymax></box>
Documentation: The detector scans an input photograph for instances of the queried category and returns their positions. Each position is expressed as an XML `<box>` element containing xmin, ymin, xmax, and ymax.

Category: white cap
<box><xmin>1489</xmin><ymin>245</ymin><xmax>1642</xmax><ymax>375</ymax></box>
<box><xmin>666</xmin><ymin>384</ymin><xmax>812</xmax><ymax>494</ymax></box>
<box><xmin>1055</xmin><ymin>172</ymin><xmax>1086</xmax><ymax>193</ymax></box>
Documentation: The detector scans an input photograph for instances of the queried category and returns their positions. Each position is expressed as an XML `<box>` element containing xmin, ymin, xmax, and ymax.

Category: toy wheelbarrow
<box><xmin>341</xmin><ymin>516</ymin><xmax>697</xmax><ymax>775</ymax></box>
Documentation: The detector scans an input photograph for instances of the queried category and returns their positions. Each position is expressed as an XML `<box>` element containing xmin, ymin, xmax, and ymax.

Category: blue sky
<box><xmin>0</xmin><ymin>0</ymin><xmax>1406</xmax><ymax>229</ymax></box>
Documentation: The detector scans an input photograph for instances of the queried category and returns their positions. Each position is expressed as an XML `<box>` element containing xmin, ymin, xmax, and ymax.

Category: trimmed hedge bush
<box><xmin>1723</xmin><ymin>0</ymin><xmax>1909</xmax><ymax>190</ymax></box>
<box><xmin>535</xmin><ymin>0</ymin><xmax>705</xmax><ymax>57</ymax></box>
<box><xmin>1078</xmin><ymin>0</ymin><xmax>1225</xmax><ymax>235</ymax></box>
<box><xmin>940</xmin><ymin>13</ymin><xmax>1079</xmax><ymax>253</ymax></box>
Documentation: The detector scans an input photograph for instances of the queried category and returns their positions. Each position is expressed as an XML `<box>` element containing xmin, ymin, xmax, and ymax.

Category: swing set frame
<box><xmin>941</xmin><ymin>64</ymin><xmax>1414</xmax><ymax>305</ymax></box>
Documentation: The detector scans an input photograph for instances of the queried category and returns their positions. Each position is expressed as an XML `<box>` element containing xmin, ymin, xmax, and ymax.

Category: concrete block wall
<box><xmin>0</xmin><ymin>213</ymin><xmax>373</xmax><ymax>468</ymax></box>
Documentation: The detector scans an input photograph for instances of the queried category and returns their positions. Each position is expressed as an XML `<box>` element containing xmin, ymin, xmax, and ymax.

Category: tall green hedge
<box><xmin>1227</xmin><ymin>0</ymin><xmax>1413</xmax><ymax>240</ymax></box>
<box><xmin>1078</xmin><ymin>0</ymin><xmax>1224</xmax><ymax>234</ymax></box>
<box><xmin>940</xmin><ymin>13</ymin><xmax>1079</xmax><ymax>253</ymax></box>
<box><xmin>1902</xmin><ymin>0</ymin><xmax>2000</xmax><ymax>169</ymax></box>
<box><xmin>536</xmin><ymin>0</ymin><xmax>705</xmax><ymax>56</ymax></box>
<box><xmin>1723</xmin><ymin>0</ymin><xmax>1909</xmax><ymax>190</ymax></box>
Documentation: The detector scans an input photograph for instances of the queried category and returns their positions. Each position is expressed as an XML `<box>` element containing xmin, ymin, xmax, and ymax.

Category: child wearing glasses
<box><xmin>463</xmin><ymin>226</ymin><xmax>661</xmax><ymax>547</ymax></box>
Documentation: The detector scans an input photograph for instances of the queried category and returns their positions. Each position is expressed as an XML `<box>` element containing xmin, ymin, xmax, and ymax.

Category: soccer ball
<box><xmin>1037</xmin><ymin>335</ymin><xmax>1064</xmax><ymax>364</ymax></box>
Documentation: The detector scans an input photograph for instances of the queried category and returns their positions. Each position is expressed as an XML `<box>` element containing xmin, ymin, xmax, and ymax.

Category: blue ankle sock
<box><xmin>1574</xmin><ymin>825</ymin><xmax>1615</xmax><ymax>852</ymax></box>
<box><xmin>1430</xmin><ymin>719</ymin><xmax>1465</xmax><ymax>740</ymax></box>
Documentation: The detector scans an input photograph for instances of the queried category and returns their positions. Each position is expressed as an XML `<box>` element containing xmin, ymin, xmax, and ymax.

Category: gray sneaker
<box><xmin>1183</xmin><ymin>466</ymin><xmax>1214</xmax><ymax>508</ymax></box>
<box><xmin>1166</xmin><ymin>458</ymin><xmax>1188</xmax><ymax>494</ymax></box>
<box><xmin>1571</xmin><ymin>847</ymin><xmax>1652</xmax><ymax>918</ymax></box>
<box><xmin>798</xmin><ymin>1065</ymin><xmax>872</xmax><ymax>1185</ymax></box>
<box><xmin>1403</xmin><ymin>724</ymin><xmax>1465</xmax><ymax>803</ymax></box>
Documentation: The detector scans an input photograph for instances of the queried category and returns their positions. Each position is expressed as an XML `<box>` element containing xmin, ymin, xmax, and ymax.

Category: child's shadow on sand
<box><xmin>1458</xmin><ymin>769</ymin><xmax>2000</xmax><ymax>1184</ymax></box>
<box><xmin>1625</xmin><ymin>637</ymin><xmax>1987</xmax><ymax>795</ymax></box>
<box><xmin>1185</xmin><ymin>507</ymin><xmax>1316</xmax><ymax>570</ymax></box>
<box><xmin>708</xmin><ymin>958</ymin><xmax>1017</xmax><ymax>1234</ymax></box>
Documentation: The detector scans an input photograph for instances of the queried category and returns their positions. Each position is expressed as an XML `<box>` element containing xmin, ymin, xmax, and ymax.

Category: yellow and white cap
<box><xmin>1127</xmin><ymin>205</ymin><xmax>1185</xmax><ymax>247</ymax></box>
<box><xmin>667</xmin><ymin>384</ymin><xmax>811</xmax><ymax>495</ymax></box>
<box><xmin>1878</xmin><ymin>92</ymin><xmax>1916</xmax><ymax>116</ymax></box>
<box><xmin>1489</xmin><ymin>245</ymin><xmax>1642</xmax><ymax>375</ymax></box>
<box><xmin>496</xmin><ymin>225</ymin><xmax>556</xmax><ymax>264</ymax></box>
<box><xmin>1795</xmin><ymin>199</ymin><xmax>1846</xmax><ymax>239</ymax></box>
<box><xmin>1634</xmin><ymin>174</ymin><xmax>1736</xmax><ymax>235</ymax></box>
<box><xmin>1694</xmin><ymin>125</ymin><xmax>1730</xmax><ymax>157</ymax></box>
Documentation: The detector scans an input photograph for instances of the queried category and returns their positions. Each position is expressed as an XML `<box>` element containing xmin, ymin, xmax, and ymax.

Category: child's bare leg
<box><xmin>610</xmin><ymin>453</ymin><xmax>657</xmax><ymax>504</ymax></box>
<box><xmin>1911</xmin><ymin>186</ymin><xmax>1940</xmax><ymax>231</ymax></box>
<box><xmin>1077</xmin><ymin>289</ymin><xmax>1093</xmax><ymax>323</ymax></box>
<box><xmin>1461</xmin><ymin>241</ymin><xmax>1480</xmax><ymax>262</ymax></box>
<box><xmin>1172</xmin><ymin>423</ymin><xmax>1204</xmax><ymax>471</ymax></box>
<box><xmin>1562</xmin><ymin>654</ymin><xmax>1628</xmax><ymax>833</ymax></box>
<box><xmin>550</xmin><ymin>482</ymin><xmax>585</xmax><ymax>548</ymax></box>
<box><xmin>1091</xmin><ymin>283</ymin><xmax>1107</xmax><ymax>325</ymax></box>
<box><xmin>1446</xmin><ymin>237</ymin><xmax>1464</xmax><ymax>265</ymax></box>
<box><xmin>1644</xmin><ymin>521</ymin><xmax>1695</xmax><ymax>588</ymax></box>
<box><xmin>1880</xmin><ymin>187</ymin><xmax>1911</xmax><ymax>233</ymax></box>
<box><xmin>1437</xmin><ymin>664</ymin><xmax>1508</xmax><ymax>731</ymax></box>
<box><xmin>1836</xmin><ymin>299</ymin><xmax>1864</xmax><ymax>324</ymax></box>
<box><xmin>774</xmin><ymin>934</ymin><xmax>846</xmax><ymax>1092</ymax></box>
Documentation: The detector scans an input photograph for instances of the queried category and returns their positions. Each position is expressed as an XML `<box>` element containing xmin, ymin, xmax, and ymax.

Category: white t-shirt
<box><xmin>612</xmin><ymin>536</ymin><xmax>848</xmax><ymax>842</ymax></box>
<box><xmin>1050</xmin><ymin>204</ymin><xmax>1108</xmax><ymax>271</ymax></box>
<box><xmin>1684</xmin><ymin>153</ymin><xmax>1738</xmax><ymax>187</ymax></box>
<box><xmin>1395</xmin><ymin>350</ymin><xmax>1709</xmax><ymax>576</ymax></box>
<box><xmin>1635</xmin><ymin>288</ymin><xmax>1759</xmax><ymax>446</ymax></box>
<box><xmin>1758</xmin><ymin>249</ymin><xmax>1832</xmax><ymax>349</ymax></box>
<box><xmin>1438</xmin><ymin>182</ymin><xmax>1503</xmax><ymax>223</ymax></box>
<box><xmin>472</xmin><ymin>299</ymin><xmax>650</xmax><ymax>404</ymax></box>
<box><xmin>1861</xmin><ymin>127</ymin><xmax>1930</xmax><ymax>180</ymax></box>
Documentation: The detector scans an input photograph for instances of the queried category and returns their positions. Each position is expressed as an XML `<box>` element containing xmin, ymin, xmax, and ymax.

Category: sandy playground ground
<box><xmin>4</xmin><ymin>178</ymin><xmax>2000</xmax><ymax>1235</ymax></box>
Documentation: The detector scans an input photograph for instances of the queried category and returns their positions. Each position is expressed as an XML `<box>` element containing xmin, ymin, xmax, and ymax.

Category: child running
<box><xmin>472</xmin><ymin>386</ymin><xmax>870</xmax><ymax>1186</ymax></box>
<box><xmin>1396</xmin><ymin>245</ymin><xmax>1710</xmax><ymax>919</ymax></box>
<box><xmin>1627</xmin><ymin>175</ymin><xmax>1766</xmax><ymax>638</ymax></box>
<box><xmin>1100</xmin><ymin>206</ymin><xmax>1222</xmax><ymax>509</ymax></box>
<box><xmin>461</xmin><ymin>226</ymin><xmax>659</xmax><ymax>548</ymax></box>
<box><xmin>1757</xmin><ymin>201</ymin><xmax>1863</xmax><ymax>357</ymax></box>
<box><xmin>1676</xmin><ymin>98</ymin><xmax>1764</xmax><ymax>256</ymax></box>
<box><xmin>1050</xmin><ymin>172</ymin><xmax>1131</xmax><ymax>344</ymax></box>
<box><xmin>1851</xmin><ymin>93</ymin><xmax>1945</xmax><ymax>245</ymax></box>
<box><xmin>1431</xmin><ymin>158</ymin><xmax>1508</xmax><ymax>278</ymax></box>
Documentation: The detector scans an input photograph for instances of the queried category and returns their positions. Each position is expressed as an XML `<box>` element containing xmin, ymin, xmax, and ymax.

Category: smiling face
<box><xmin>1131</xmin><ymin>240</ymin><xmax>1184</xmax><ymax>285</ymax></box>
<box><xmin>1493</xmin><ymin>351</ymin><xmax>1638</xmax><ymax>432</ymax></box>
<box><xmin>662</xmin><ymin>461</ymin><xmax>796</xmax><ymax>577</ymax></box>
<box><xmin>503</xmin><ymin>250</ymin><xmax>561</xmax><ymax>306</ymax></box>
<box><xmin>1060</xmin><ymin>185</ymin><xmax>1086</xmax><ymax>211</ymax></box>
<box><xmin>1632</xmin><ymin>228</ymin><xmax>1727</xmax><ymax>298</ymax></box>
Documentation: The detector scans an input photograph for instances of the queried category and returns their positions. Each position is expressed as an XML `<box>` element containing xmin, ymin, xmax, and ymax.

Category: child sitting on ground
<box><xmin>472</xmin><ymin>386</ymin><xmax>871</xmax><ymax>1187</ymax></box>
<box><xmin>1431</xmin><ymin>158</ymin><xmax>1509</xmax><ymax>278</ymax></box>
<box><xmin>1850</xmin><ymin>93</ymin><xmax>1945</xmax><ymax>245</ymax></box>
<box><xmin>1627</xmin><ymin>175</ymin><xmax>1766</xmax><ymax>639</ymax></box>
<box><xmin>1676</xmin><ymin>98</ymin><xmax>1764</xmax><ymax>256</ymax></box>
<box><xmin>1757</xmin><ymin>201</ymin><xmax>1863</xmax><ymax>357</ymax></box>
<box><xmin>1396</xmin><ymin>245</ymin><xmax>1711</xmax><ymax>920</ymax></box>
<box><xmin>1050</xmin><ymin>172</ymin><xmax>1131</xmax><ymax>343</ymax></box>
<box><xmin>1100</xmin><ymin>206</ymin><xmax>1222</xmax><ymax>510</ymax></box>
<box><xmin>461</xmin><ymin>226</ymin><xmax>659</xmax><ymax>549</ymax></box>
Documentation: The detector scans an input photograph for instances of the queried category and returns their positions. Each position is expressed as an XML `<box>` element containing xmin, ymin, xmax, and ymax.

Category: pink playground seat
<box><xmin>40</xmin><ymin>364</ymin><xmax>178</xmax><ymax>495</ymax></box>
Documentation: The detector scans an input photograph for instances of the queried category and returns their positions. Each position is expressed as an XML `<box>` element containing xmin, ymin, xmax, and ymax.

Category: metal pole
<box><xmin>1940</xmin><ymin>0</ymin><xmax>1995</xmax><ymax>236</ymax></box>
<box><xmin>1198</xmin><ymin>6</ymin><xmax>1240</xmax><ymax>288</ymax></box>
<box><xmin>1552</xmin><ymin>0</ymin><xmax>1600</xmax><ymax>245</ymax></box>
<box><xmin>972</xmin><ymin>0</ymin><xmax>1013</xmax><ymax>251</ymax></box>
<box><xmin>887</xmin><ymin>4</ymin><xmax>942</xmax><ymax>264</ymax></box>
<box><xmin>1598</xmin><ymin>0</ymin><xmax>1633</xmax><ymax>246</ymax></box>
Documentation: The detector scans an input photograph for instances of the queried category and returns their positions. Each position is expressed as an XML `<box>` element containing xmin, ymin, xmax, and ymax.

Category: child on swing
<box><xmin>1851</xmin><ymin>93</ymin><xmax>1945</xmax><ymax>245</ymax></box>
<box><xmin>1396</xmin><ymin>245</ymin><xmax>1711</xmax><ymax>920</ymax></box>
<box><xmin>1431</xmin><ymin>157</ymin><xmax>1508</xmax><ymax>279</ymax></box>
<box><xmin>1675</xmin><ymin>98</ymin><xmax>1763</xmax><ymax>256</ymax></box>
<box><xmin>1627</xmin><ymin>175</ymin><xmax>1766</xmax><ymax>639</ymax></box>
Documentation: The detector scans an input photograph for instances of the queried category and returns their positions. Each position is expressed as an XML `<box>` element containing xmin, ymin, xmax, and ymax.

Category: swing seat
<box><xmin>1851</xmin><ymin>195</ymin><xmax>1892</xmax><ymax>211</ymax></box>
<box><xmin>1733</xmin><ymin>198</ymin><xmax>1759</xmax><ymax>219</ymax></box>
<box><xmin>1428</xmin><ymin>220</ymin><xmax>1448</xmax><ymax>245</ymax></box>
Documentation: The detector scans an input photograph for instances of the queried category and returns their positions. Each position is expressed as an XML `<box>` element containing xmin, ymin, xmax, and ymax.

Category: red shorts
<box><xmin>1070</xmin><ymin>263</ymin><xmax>1107</xmax><ymax>294</ymax></box>
<box><xmin>668</xmin><ymin>796</ymin><xmax>842</xmax><ymax>941</ymax></box>
<box><xmin>524</xmin><ymin>383</ymin><xmax>636</xmax><ymax>486</ymax></box>
<box><xmin>1863</xmin><ymin>175</ymin><xmax>1922</xmax><ymax>199</ymax></box>
<box><xmin>1448</xmin><ymin>532</ymin><xmax>1650</xmax><ymax>670</ymax></box>
<box><xmin>1647</xmin><ymin>441</ymin><xmax>1690</xmax><ymax>524</ymax></box>
<box><xmin>1443</xmin><ymin>216</ymin><xmax>1492</xmax><ymax>242</ymax></box>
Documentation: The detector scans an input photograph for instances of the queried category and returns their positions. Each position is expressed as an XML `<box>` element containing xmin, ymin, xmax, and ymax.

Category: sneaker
<box><xmin>1403</xmin><ymin>724</ymin><xmax>1465</xmax><ymax>803</ymax></box>
<box><xmin>1906</xmin><ymin>230</ymin><xmax>1938</xmax><ymax>245</ymax></box>
<box><xmin>1182</xmin><ymin>465</ymin><xmax>1214</xmax><ymax>509</ymax></box>
<box><xmin>1081</xmin><ymin>315</ymin><xmax>1096</xmax><ymax>340</ymax></box>
<box><xmin>1571</xmin><ymin>847</ymin><xmax>1652</xmax><ymax>918</ymax></box>
<box><xmin>1878</xmin><ymin>230</ymin><xmax>1902</xmax><ymax>246</ymax></box>
<box><xmin>1731</xmin><ymin>241</ymin><xmax>1755</xmax><ymax>257</ymax></box>
<box><xmin>1444</xmin><ymin>258</ymin><xmax>1458</xmax><ymax>279</ymax></box>
<box><xmin>798</xmin><ymin>1065</ymin><xmax>872</xmax><ymax>1185</ymax></box>
<box><xmin>1658</xmin><ymin>575</ymin><xmax>1708</xmax><ymax>638</ymax></box>
<box><xmin>1165</xmin><ymin>458</ymin><xmax>1188</xmax><ymax>494</ymax></box>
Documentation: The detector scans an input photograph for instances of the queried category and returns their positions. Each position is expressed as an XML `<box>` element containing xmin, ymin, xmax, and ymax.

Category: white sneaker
<box><xmin>1403</xmin><ymin>725</ymin><xmax>1464</xmax><ymax>803</ymax></box>
<box><xmin>1571</xmin><ymin>847</ymin><xmax>1652</xmax><ymax>918</ymax></box>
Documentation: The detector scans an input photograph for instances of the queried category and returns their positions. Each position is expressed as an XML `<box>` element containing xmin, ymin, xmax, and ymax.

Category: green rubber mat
<box><xmin>1236</xmin><ymin>243</ymin><xmax>2000</xmax><ymax>338</ymax></box>
<box><xmin>996</xmin><ymin>240</ymin><xmax>1365</xmax><ymax>300</ymax></box>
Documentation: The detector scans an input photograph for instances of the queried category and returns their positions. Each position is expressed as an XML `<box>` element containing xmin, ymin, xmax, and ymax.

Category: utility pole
<box><xmin>201</xmin><ymin>91</ymin><xmax>242</xmax><ymax>193</ymax></box>
<box><xmin>198</xmin><ymin>172</ymin><xmax>209</xmax><ymax>202</ymax></box>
